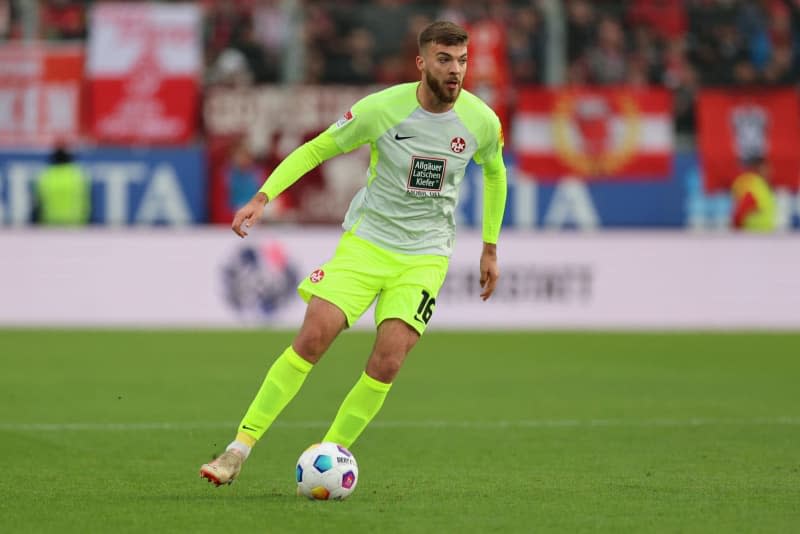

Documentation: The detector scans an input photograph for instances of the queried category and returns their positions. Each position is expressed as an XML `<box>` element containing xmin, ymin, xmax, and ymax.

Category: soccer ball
<box><xmin>295</xmin><ymin>442</ymin><xmax>358</xmax><ymax>500</ymax></box>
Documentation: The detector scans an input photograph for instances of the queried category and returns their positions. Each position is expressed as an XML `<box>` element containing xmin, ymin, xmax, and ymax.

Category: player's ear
<box><xmin>416</xmin><ymin>55</ymin><xmax>424</xmax><ymax>72</ymax></box>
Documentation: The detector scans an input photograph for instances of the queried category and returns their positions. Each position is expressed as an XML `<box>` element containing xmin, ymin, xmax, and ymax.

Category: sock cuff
<box><xmin>284</xmin><ymin>345</ymin><xmax>314</xmax><ymax>374</ymax></box>
<box><xmin>360</xmin><ymin>371</ymin><xmax>392</xmax><ymax>393</ymax></box>
<box><xmin>235</xmin><ymin>432</ymin><xmax>257</xmax><ymax>448</ymax></box>
<box><xmin>227</xmin><ymin>438</ymin><xmax>252</xmax><ymax>458</ymax></box>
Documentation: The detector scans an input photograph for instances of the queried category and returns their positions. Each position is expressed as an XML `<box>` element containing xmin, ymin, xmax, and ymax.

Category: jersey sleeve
<box><xmin>258</xmin><ymin>131</ymin><xmax>342</xmax><ymax>201</ymax></box>
<box><xmin>481</xmin><ymin>142</ymin><xmax>507</xmax><ymax>244</ymax></box>
<box><xmin>473</xmin><ymin>111</ymin><xmax>504</xmax><ymax>166</ymax></box>
<box><xmin>475</xmin><ymin>111</ymin><xmax>507</xmax><ymax>244</ymax></box>
<box><xmin>323</xmin><ymin>94</ymin><xmax>382</xmax><ymax>153</ymax></box>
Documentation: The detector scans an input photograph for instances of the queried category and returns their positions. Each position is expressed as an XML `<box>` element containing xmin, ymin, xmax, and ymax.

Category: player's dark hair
<box><xmin>418</xmin><ymin>21</ymin><xmax>469</xmax><ymax>51</ymax></box>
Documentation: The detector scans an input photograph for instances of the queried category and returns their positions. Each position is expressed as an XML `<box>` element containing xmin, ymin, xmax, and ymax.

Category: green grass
<box><xmin>0</xmin><ymin>330</ymin><xmax>798</xmax><ymax>533</ymax></box>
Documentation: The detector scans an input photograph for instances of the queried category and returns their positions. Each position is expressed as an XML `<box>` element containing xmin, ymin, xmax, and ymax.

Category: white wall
<box><xmin>1</xmin><ymin>228</ymin><xmax>798</xmax><ymax>329</ymax></box>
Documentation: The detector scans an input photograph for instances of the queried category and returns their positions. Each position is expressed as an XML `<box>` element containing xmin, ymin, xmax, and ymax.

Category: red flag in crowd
<box><xmin>512</xmin><ymin>88</ymin><xmax>673</xmax><ymax>180</ymax></box>
<box><xmin>697</xmin><ymin>88</ymin><xmax>800</xmax><ymax>192</ymax></box>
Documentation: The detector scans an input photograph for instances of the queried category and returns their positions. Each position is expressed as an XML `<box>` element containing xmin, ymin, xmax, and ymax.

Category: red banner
<box><xmin>0</xmin><ymin>43</ymin><xmax>84</xmax><ymax>146</ymax></box>
<box><xmin>464</xmin><ymin>19</ymin><xmax>510</xmax><ymax>132</ymax></box>
<box><xmin>87</xmin><ymin>3</ymin><xmax>201</xmax><ymax>144</ymax></box>
<box><xmin>697</xmin><ymin>89</ymin><xmax>800</xmax><ymax>192</ymax></box>
<box><xmin>512</xmin><ymin>88</ymin><xmax>673</xmax><ymax>179</ymax></box>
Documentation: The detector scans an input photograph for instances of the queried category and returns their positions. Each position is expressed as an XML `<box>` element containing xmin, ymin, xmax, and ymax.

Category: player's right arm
<box><xmin>232</xmin><ymin>97</ymin><xmax>378</xmax><ymax>238</ymax></box>
<box><xmin>232</xmin><ymin>133</ymin><xmax>342</xmax><ymax>237</ymax></box>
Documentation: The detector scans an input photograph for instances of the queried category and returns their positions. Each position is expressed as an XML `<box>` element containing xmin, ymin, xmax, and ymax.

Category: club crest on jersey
<box><xmin>335</xmin><ymin>110</ymin><xmax>354</xmax><ymax>128</ymax></box>
<box><xmin>309</xmin><ymin>269</ymin><xmax>325</xmax><ymax>283</ymax></box>
<box><xmin>407</xmin><ymin>156</ymin><xmax>446</xmax><ymax>196</ymax></box>
<box><xmin>450</xmin><ymin>137</ymin><xmax>466</xmax><ymax>153</ymax></box>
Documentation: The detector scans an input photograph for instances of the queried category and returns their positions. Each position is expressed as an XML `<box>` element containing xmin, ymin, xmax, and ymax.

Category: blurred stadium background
<box><xmin>1</xmin><ymin>0</ymin><xmax>799</xmax><ymax>328</ymax></box>
<box><xmin>1</xmin><ymin>1</ymin><xmax>799</xmax><ymax>532</ymax></box>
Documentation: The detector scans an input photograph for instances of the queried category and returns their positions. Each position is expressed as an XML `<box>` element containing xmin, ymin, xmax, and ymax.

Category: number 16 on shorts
<box><xmin>414</xmin><ymin>289</ymin><xmax>436</xmax><ymax>325</ymax></box>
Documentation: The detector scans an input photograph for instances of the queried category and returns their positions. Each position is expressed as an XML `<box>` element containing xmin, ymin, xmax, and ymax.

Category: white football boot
<box><xmin>199</xmin><ymin>449</ymin><xmax>245</xmax><ymax>486</ymax></box>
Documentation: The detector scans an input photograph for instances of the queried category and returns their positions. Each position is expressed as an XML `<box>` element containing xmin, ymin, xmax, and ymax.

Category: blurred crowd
<box><xmin>566</xmin><ymin>0</ymin><xmax>800</xmax><ymax>132</ymax></box>
<box><xmin>4</xmin><ymin>0</ymin><xmax>800</xmax><ymax>133</ymax></box>
<box><xmin>201</xmin><ymin>0</ymin><xmax>547</xmax><ymax>86</ymax></box>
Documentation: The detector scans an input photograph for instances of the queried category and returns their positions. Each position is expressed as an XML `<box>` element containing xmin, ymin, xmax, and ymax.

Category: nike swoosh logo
<box><xmin>395</xmin><ymin>133</ymin><xmax>415</xmax><ymax>140</ymax></box>
<box><xmin>242</xmin><ymin>425</ymin><xmax>258</xmax><ymax>431</ymax></box>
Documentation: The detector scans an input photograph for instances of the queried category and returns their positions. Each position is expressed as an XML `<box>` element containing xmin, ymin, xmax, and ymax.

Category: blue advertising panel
<box><xmin>0</xmin><ymin>146</ymin><xmax>206</xmax><ymax>225</ymax></box>
<box><xmin>459</xmin><ymin>151</ymin><xmax>800</xmax><ymax>230</ymax></box>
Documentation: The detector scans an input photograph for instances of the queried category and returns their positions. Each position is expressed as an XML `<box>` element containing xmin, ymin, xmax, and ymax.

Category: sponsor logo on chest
<box><xmin>407</xmin><ymin>156</ymin><xmax>447</xmax><ymax>196</ymax></box>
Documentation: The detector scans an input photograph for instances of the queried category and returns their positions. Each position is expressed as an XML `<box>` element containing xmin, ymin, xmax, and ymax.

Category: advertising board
<box><xmin>1</xmin><ymin>229</ymin><xmax>797</xmax><ymax>330</ymax></box>
<box><xmin>0</xmin><ymin>147</ymin><xmax>206</xmax><ymax>225</ymax></box>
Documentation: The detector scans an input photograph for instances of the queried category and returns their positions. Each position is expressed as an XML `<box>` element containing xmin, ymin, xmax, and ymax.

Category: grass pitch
<box><xmin>0</xmin><ymin>330</ymin><xmax>798</xmax><ymax>533</ymax></box>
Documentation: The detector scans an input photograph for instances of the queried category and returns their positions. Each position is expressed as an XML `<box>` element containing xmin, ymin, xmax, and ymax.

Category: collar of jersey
<box><xmin>414</xmin><ymin>105</ymin><xmax>457</xmax><ymax>119</ymax></box>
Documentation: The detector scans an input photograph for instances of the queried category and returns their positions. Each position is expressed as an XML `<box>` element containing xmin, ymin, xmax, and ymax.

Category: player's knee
<box><xmin>367</xmin><ymin>352</ymin><xmax>404</xmax><ymax>383</ymax></box>
<box><xmin>293</xmin><ymin>327</ymin><xmax>330</xmax><ymax>362</ymax></box>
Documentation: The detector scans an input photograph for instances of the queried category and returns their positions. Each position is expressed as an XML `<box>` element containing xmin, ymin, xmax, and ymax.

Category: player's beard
<box><xmin>425</xmin><ymin>70</ymin><xmax>461</xmax><ymax>104</ymax></box>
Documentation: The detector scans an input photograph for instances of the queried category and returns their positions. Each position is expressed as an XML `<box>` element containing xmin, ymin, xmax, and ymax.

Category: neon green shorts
<box><xmin>297</xmin><ymin>232</ymin><xmax>449</xmax><ymax>335</ymax></box>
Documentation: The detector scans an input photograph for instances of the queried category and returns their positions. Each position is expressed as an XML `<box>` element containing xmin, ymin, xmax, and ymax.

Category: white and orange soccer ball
<box><xmin>295</xmin><ymin>442</ymin><xmax>358</xmax><ymax>500</ymax></box>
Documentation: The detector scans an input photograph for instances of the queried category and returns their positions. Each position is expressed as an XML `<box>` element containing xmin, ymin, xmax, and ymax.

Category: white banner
<box><xmin>88</xmin><ymin>4</ymin><xmax>201</xmax><ymax>76</ymax></box>
<box><xmin>1</xmin><ymin>229</ymin><xmax>798</xmax><ymax>329</ymax></box>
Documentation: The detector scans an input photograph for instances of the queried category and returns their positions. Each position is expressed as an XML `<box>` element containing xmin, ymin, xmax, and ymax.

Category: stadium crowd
<box><xmin>3</xmin><ymin>0</ymin><xmax>800</xmax><ymax>133</ymax></box>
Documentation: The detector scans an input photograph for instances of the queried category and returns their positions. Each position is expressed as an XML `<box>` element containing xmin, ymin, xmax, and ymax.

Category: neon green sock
<box><xmin>323</xmin><ymin>372</ymin><xmax>392</xmax><ymax>448</ymax></box>
<box><xmin>238</xmin><ymin>345</ymin><xmax>313</xmax><ymax>442</ymax></box>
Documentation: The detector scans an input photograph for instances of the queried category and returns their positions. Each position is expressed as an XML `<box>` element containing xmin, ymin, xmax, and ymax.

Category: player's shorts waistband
<box><xmin>340</xmin><ymin>231</ymin><xmax>449</xmax><ymax>267</ymax></box>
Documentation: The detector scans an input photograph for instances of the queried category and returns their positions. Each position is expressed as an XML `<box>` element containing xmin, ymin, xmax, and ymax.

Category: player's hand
<box><xmin>231</xmin><ymin>192</ymin><xmax>268</xmax><ymax>238</ymax></box>
<box><xmin>479</xmin><ymin>243</ymin><xmax>499</xmax><ymax>301</ymax></box>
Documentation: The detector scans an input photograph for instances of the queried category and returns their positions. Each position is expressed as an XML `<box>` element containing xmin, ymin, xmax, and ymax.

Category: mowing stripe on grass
<box><xmin>1</xmin><ymin>416</ymin><xmax>799</xmax><ymax>432</ymax></box>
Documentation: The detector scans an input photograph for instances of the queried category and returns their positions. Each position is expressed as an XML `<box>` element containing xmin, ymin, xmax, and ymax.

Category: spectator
<box><xmin>688</xmin><ymin>1</ymin><xmax>750</xmax><ymax>85</ymax></box>
<box><xmin>34</xmin><ymin>144</ymin><xmax>91</xmax><ymax>226</ymax></box>
<box><xmin>507</xmin><ymin>4</ymin><xmax>546</xmax><ymax>84</ymax></box>
<box><xmin>436</xmin><ymin>0</ymin><xmax>470</xmax><ymax>27</ymax></box>
<box><xmin>586</xmin><ymin>16</ymin><xmax>628</xmax><ymax>85</ymax></box>
<box><xmin>733</xmin><ymin>59</ymin><xmax>760</xmax><ymax>86</ymax></box>
<box><xmin>731</xmin><ymin>157</ymin><xmax>776</xmax><ymax>232</ymax></box>
<box><xmin>763</xmin><ymin>44</ymin><xmax>797</xmax><ymax>84</ymax></box>
<box><xmin>226</xmin><ymin>142</ymin><xmax>263</xmax><ymax>211</ymax></box>
<box><xmin>41</xmin><ymin>0</ymin><xmax>85</xmax><ymax>40</ymax></box>
<box><xmin>324</xmin><ymin>27</ymin><xmax>376</xmax><ymax>84</ymax></box>
<box><xmin>635</xmin><ymin>25</ymin><xmax>666</xmax><ymax>81</ymax></box>
<box><xmin>567</xmin><ymin>0</ymin><xmax>596</xmax><ymax>65</ymax></box>
<box><xmin>252</xmin><ymin>0</ymin><xmax>289</xmax><ymax>62</ymax></box>
<box><xmin>0</xmin><ymin>0</ymin><xmax>20</xmax><ymax>39</ymax></box>
<box><xmin>358</xmin><ymin>0</ymin><xmax>411</xmax><ymax>63</ymax></box>
<box><xmin>204</xmin><ymin>2</ymin><xmax>249</xmax><ymax>62</ymax></box>
<box><xmin>233</xmin><ymin>18</ymin><xmax>279</xmax><ymax>83</ymax></box>
<box><xmin>207</xmin><ymin>48</ymin><xmax>254</xmax><ymax>86</ymax></box>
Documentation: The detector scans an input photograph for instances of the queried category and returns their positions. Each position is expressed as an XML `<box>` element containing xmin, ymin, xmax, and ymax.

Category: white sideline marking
<box><xmin>1</xmin><ymin>417</ymin><xmax>799</xmax><ymax>432</ymax></box>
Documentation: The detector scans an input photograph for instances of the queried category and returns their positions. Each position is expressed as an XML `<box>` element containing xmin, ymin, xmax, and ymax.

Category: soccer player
<box><xmin>200</xmin><ymin>20</ymin><xmax>507</xmax><ymax>486</ymax></box>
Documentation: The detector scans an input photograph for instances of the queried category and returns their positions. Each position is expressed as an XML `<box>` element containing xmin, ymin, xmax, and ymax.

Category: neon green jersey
<box><xmin>732</xmin><ymin>172</ymin><xmax>776</xmax><ymax>232</ymax></box>
<box><xmin>260</xmin><ymin>82</ymin><xmax>507</xmax><ymax>256</ymax></box>
<box><xmin>36</xmin><ymin>163</ymin><xmax>91</xmax><ymax>225</ymax></box>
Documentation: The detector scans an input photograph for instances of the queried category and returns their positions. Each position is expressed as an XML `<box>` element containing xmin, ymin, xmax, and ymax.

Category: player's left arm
<box><xmin>476</xmin><ymin>122</ymin><xmax>507</xmax><ymax>301</ymax></box>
